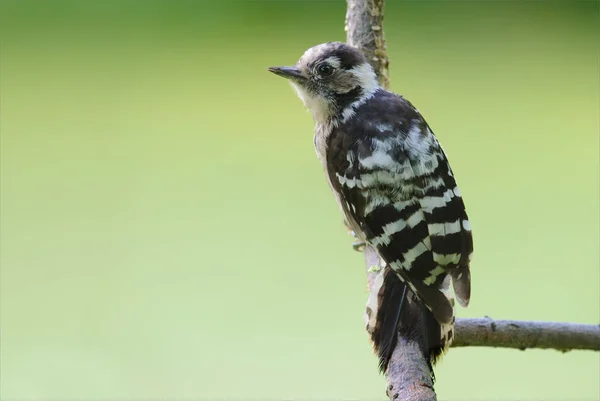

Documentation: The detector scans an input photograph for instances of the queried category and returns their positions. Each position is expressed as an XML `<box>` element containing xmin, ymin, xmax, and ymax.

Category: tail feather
<box><xmin>366</xmin><ymin>267</ymin><xmax>455</xmax><ymax>375</ymax></box>
<box><xmin>375</xmin><ymin>269</ymin><xmax>406</xmax><ymax>372</ymax></box>
<box><xmin>451</xmin><ymin>265</ymin><xmax>471</xmax><ymax>307</ymax></box>
<box><xmin>409</xmin><ymin>278</ymin><xmax>454</xmax><ymax>324</ymax></box>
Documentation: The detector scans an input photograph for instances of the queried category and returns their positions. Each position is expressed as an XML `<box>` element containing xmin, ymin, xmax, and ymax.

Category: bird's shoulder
<box><xmin>335</xmin><ymin>89</ymin><xmax>423</xmax><ymax>139</ymax></box>
<box><xmin>327</xmin><ymin>89</ymin><xmax>441</xmax><ymax>178</ymax></box>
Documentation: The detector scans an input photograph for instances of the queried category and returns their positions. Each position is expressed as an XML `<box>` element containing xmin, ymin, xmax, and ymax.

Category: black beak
<box><xmin>268</xmin><ymin>66</ymin><xmax>305</xmax><ymax>81</ymax></box>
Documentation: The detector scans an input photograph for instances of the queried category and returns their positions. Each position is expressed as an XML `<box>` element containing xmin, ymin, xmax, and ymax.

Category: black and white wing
<box><xmin>326</xmin><ymin>91</ymin><xmax>473</xmax><ymax>325</ymax></box>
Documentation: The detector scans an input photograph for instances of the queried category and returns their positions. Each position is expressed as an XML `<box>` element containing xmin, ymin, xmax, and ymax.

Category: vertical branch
<box><xmin>364</xmin><ymin>247</ymin><xmax>437</xmax><ymax>401</ymax></box>
<box><xmin>345</xmin><ymin>0</ymin><xmax>390</xmax><ymax>89</ymax></box>
<box><xmin>346</xmin><ymin>1</ymin><xmax>438</xmax><ymax>400</ymax></box>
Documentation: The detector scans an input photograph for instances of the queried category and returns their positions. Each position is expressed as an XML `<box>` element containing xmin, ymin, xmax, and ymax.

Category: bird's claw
<box><xmin>344</xmin><ymin>220</ymin><xmax>365</xmax><ymax>252</ymax></box>
<box><xmin>352</xmin><ymin>240</ymin><xmax>366</xmax><ymax>252</ymax></box>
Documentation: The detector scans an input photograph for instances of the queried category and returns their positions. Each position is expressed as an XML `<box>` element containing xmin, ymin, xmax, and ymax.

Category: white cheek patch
<box><xmin>349</xmin><ymin>62</ymin><xmax>379</xmax><ymax>95</ymax></box>
<box><xmin>340</xmin><ymin>62</ymin><xmax>380</xmax><ymax>123</ymax></box>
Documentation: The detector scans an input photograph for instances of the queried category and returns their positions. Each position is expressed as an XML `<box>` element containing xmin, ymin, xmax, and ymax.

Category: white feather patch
<box><xmin>394</xmin><ymin>199</ymin><xmax>418</xmax><ymax>212</ymax></box>
<box><xmin>364</xmin><ymin>194</ymin><xmax>392</xmax><ymax>216</ymax></box>
<box><xmin>419</xmin><ymin>189</ymin><xmax>454</xmax><ymax>212</ymax></box>
<box><xmin>429</xmin><ymin>219</ymin><xmax>462</xmax><ymax>236</ymax></box>
<box><xmin>341</xmin><ymin>62</ymin><xmax>379</xmax><ymax>123</ymax></box>
<box><xmin>290</xmin><ymin>82</ymin><xmax>333</xmax><ymax>124</ymax></box>
<box><xmin>423</xmin><ymin>265</ymin><xmax>446</xmax><ymax>285</ymax></box>
<box><xmin>323</xmin><ymin>56</ymin><xmax>342</xmax><ymax>69</ymax></box>
<box><xmin>358</xmin><ymin>149</ymin><xmax>396</xmax><ymax>170</ymax></box>
<box><xmin>350</xmin><ymin>62</ymin><xmax>379</xmax><ymax>94</ymax></box>
<box><xmin>406</xmin><ymin>210</ymin><xmax>424</xmax><ymax>228</ymax></box>
<box><xmin>400</xmin><ymin>239</ymin><xmax>432</xmax><ymax>270</ymax></box>
<box><xmin>371</xmin><ymin>217</ymin><xmax>411</xmax><ymax>246</ymax></box>
<box><xmin>433</xmin><ymin>252</ymin><xmax>461</xmax><ymax>265</ymax></box>
<box><xmin>404</xmin><ymin>122</ymin><xmax>434</xmax><ymax>159</ymax></box>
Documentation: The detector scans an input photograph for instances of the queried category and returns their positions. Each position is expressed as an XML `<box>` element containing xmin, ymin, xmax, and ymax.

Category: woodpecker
<box><xmin>269</xmin><ymin>42</ymin><xmax>473</xmax><ymax>374</ymax></box>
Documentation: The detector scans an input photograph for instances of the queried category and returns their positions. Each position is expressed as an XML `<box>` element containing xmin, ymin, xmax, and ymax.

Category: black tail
<box><xmin>373</xmin><ymin>267</ymin><xmax>448</xmax><ymax>375</ymax></box>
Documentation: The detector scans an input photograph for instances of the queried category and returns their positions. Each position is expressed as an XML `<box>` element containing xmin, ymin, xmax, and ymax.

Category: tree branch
<box><xmin>363</xmin><ymin>245</ymin><xmax>437</xmax><ymax>401</ymax></box>
<box><xmin>345</xmin><ymin>0</ymin><xmax>390</xmax><ymax>89</ymax></box>
<box><xmin>453</xmin><ymin>318</ymin><xmax>600</xmax><ymax>351</ymax></box>
<box><xmin>347</xmin><ymin>1</ymin><xmax>438</xmax><ymax>399</ymax></box>
<box><xmin>345</xmin><ymin>1</ymin><xmax>600</xmax><ymax>400</ymax></box>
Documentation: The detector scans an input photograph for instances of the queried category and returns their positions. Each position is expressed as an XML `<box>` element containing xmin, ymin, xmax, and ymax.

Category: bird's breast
<box><xmin>313</xmin><ymin>123</ymin><xmax>332</xmax><ymax>170</ymax></box>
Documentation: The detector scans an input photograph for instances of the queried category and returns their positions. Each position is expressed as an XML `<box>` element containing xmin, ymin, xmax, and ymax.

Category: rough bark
<box><xmin>453</xmin><ymin>318</ymin><xmax>600</xmax><ymax>351</ymax></box>
<box><xmin>363</xmin><ymin>246</ymin><xmax>438</xmax><ymax>401</ymax></box>
<box><xmin>345</xmin><ymin>0</ymin><xmax>390</xmax><ymax>89</ymax></box>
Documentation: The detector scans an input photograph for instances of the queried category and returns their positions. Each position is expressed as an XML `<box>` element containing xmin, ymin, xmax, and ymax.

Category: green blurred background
<box><xmin>1</xmin><ymin>0</ymin><xmax>598</xmax><ymax>400</ymax></box>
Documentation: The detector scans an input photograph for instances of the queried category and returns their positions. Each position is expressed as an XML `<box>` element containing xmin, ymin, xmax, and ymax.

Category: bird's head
<box><xmin>268</xmin><ymin>42</ymin><xmax>379</xmax><ymax>123</ymax></box>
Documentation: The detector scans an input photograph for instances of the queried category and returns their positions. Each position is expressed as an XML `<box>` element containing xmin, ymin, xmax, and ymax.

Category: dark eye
<box><xmin>317</xmin><ymin>64</ymin><xmax>334</xmax><ymax>76</ymax></box>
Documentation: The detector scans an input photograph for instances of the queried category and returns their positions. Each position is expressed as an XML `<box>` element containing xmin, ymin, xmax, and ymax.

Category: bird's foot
<box><xmin>352</xmin><ymin>240</ymin><xmax>366</xmax><ymax>252</ymax></box>
<box><xmin>344</xmin><ymin>220</ymin><xmax>365</xmax><ymax>252</ymax></box>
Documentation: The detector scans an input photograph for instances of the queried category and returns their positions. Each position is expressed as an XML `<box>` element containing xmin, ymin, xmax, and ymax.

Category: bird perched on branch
<box><xmin>268</xmin><ymin>42</ymin><xmax>473</xmax><ymax>375</ymax></box>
